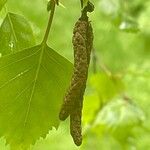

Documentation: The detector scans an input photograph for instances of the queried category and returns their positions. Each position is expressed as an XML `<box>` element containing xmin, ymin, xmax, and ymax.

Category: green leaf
<box><xmin>119</xmin><ymin>17</ymin><xmax>140</xmax><ymax>33</ymax></box>
<box><xmin>83</xmin><ymin>92</ymin><xmax>100</xmax><ymax>124</ymax></box>
<box><xmin>93</xmin><ymin>99</ymin><xmax>145</xmax><ymax>142</ymax></box>
<box><xmin>0</xmin><ymin>12</ymin><xmax>35</xmax><ymax>56</ymax></box>
<box><xmin>0</xmin><ymin>0</ymin><xmax>7</xmax><ymax>11</ymax></box>
<box><xmin>94</xmin><ymin>99</ymin><xmax>145</xmax><ymax>127</ymax></box>
<box><xmin>0</xmin><ymin>44</ymin><xmax>72</xmax><ymax>149</ymax></box>
<box><xmin>99</xmin><ymin>0</ymin><xmax>120</xmax><ymax>16</ymax></box>
<box><xmin>90</xmin><ymin>73</ymin><xmax>125</xmax><ymax>104</ymax></box>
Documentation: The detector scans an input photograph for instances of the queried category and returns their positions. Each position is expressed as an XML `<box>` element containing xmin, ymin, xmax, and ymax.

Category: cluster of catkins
<box><xmin>59</xmin><ymin>2</ymin><xmax>94</xmax><ymax>146</ymax></box>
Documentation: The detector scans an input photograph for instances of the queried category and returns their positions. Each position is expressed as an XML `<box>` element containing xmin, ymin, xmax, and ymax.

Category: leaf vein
<box><xmin>0</xmin><ymin>48</ymin><xmax>40</xmax><ymax>71</ymax></box>
<box><xmin>0</xmin><ymin>65</ymin><xmax>36</xmax><ymax>90</ymax></box>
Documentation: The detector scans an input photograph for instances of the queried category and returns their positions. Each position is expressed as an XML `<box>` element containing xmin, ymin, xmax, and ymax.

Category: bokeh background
<box><xmin>0</xmin><ymin>0</ymin><xmax>150</xmax><ymax>149</ymax></box>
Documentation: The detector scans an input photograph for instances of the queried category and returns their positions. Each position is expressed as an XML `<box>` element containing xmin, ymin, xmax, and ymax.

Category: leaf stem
<box><xmin>42</xmin><ymin>0</ymin><xmax>56</xmax><ymax>44</ymax></box>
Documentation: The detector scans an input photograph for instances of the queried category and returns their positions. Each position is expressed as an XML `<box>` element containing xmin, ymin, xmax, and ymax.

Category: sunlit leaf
<box><xmin>0</xmin><ymin>12</ymin><xmax>35</xmax><ymax>56</ymax></box>
<box><xmin>90</xmin><ymin>73</ymin><xmax>125</xmax><ymax>104</ymax></box>
<box><xmin>83</xmin><ymin>92</ymin><xmax>100</xmax><ymax>124</ymax></box>
<box><xmin>94</xmin><ymin>99</ymin><xmax>145</xmax><ymax>127</ymax></box>
<box><xmin>99</xmin><ymin>0</ymin><xmax>120</xmax><ymax>16</ymax></box>
<box><xmin>93</xmin><ymin>98</ymin><xmax>145</xmax><ymax>142</ymax></box>
<box><xmin>0</xmin><ymin>44</ymin><xmax>72</xmax><ymax>149</ymax></box>
<box><xmin>119</xmin><ymin>18</ymin><xmax>140</xmax><ymax>33</ymax></box>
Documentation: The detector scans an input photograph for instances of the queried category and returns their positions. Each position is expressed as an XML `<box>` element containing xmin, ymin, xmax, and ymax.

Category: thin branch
<box><xmin>92</xmin><ymin>48</ymin><xmax>112</xmax><ymax>76</ymax></box>
<box><xmin>80</xmin><ymin>0</ymin><xmax>83</xmax><ymax>8</ymax></box>
<box><xmin>42</xmin><ymin>0</ymin><xmax>56</xmax><ymax>44</ymax></box>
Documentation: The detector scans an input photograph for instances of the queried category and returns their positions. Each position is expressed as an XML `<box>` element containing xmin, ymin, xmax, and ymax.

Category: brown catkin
<box><xmin>59</xmin><ymin>20</ymin><xmax>89</xmax><ymax>121</ymax></box>
<box><xmin>70</xmin><ymin>20</ymin><xmax>93</xmax><ymax>146</ymax></box>
<box><xmin>59</xmin><ymin>1</ymin><xmax>94</xmax><ymax>146</ymax></box>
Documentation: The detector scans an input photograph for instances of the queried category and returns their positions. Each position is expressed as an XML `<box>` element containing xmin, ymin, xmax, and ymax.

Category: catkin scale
<box><xmin>59</xmin><ymin>2</ymin><xmax>94</xmax><ymax>146</ymax></box>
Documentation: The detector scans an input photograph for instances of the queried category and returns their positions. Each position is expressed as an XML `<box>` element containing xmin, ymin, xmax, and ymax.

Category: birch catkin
<box><xmin>59</xmin><ymin>2</ymin><xmax>94</xmax><ymax>146</ymax></box>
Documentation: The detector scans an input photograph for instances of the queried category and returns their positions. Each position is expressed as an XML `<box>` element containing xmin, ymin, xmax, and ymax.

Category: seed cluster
<box><xmin>59</xmin><ymin>2</ymin><xmax>94</xmax><ymax>146</ymax></box>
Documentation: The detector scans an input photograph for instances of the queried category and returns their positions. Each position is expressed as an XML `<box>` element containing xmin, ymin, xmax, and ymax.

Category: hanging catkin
<box><xmin>59</xmin><ymin>2</ymin><xmax>94</xmax><ymax>146</ymax></box>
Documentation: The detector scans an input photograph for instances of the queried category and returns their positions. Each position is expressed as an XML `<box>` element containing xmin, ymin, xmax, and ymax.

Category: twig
<box><xmin>42</xmin><ymin>0</ymin><xmax>56</xmax><ymax>44</ymax></box>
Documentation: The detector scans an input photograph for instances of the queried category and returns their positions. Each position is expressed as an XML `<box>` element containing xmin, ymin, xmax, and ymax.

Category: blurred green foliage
<box><xmin>0</xmin><ymin>0</ymin><xmax>149</xmax><ymax>150</ymax></box>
